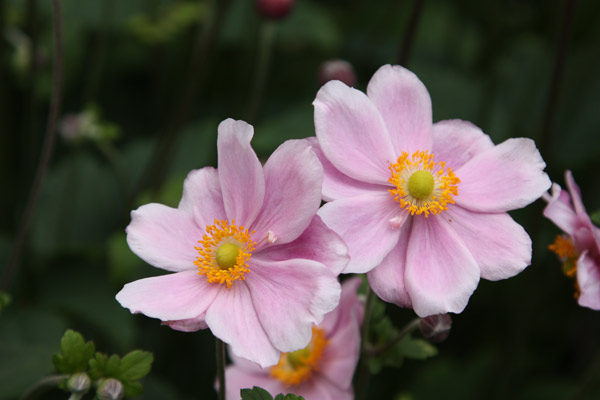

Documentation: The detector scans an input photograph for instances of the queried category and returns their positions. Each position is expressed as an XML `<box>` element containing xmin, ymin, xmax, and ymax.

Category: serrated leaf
<box><xmin>123</xmin><ymin>380</ymin><xmax>143</xmax><ymax>397</ymax></box>
<box><xmin>52</xmin><ymin>329</ymin><xmax>95</xmax><ymax>374</ymax></box>
<box><xmin>240</xmin><ymin>386</ymin><xmax>273</xmax><ymax>400</ymax></box>
<box><xmin>89</xmin><ymin>353</ymin><xmax>108</xmax><ymax>379</ymax></box>
<box><xmin>117</xmin><ymin>350</ymin><xmax>153</xmax><ymax>381</ymax></box>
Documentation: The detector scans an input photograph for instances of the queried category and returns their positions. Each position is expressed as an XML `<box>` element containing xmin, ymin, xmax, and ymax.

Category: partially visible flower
<box><xmin>544</xmin><ymin>170</ymin><xmax>600</xmax><ymax>310</ymax></box>
<box><xmin>309</xmin><ymin>64</ymin><xmax>551</xmax><ymax>317</ymax></box>
<box><xmin>224</xmin><ymin>278</ymin><xmax>363</xmax><ymax>400</ymax></box>
<box><xmin>116</xmin><ymin>119</ymin><xmax>346</xmax><ymax>367</ymax></box>
<box><xmin>97</xmin><ymin>378</ymin><xmax>124</xmax><ymax>400</ymax></box>
<box><xmin>419</xmin><ymin>314</ymin><xmax>452</xmax><ymax>343</ymax></box>
<box><xmin>318</xmin><ymin>59</ymin><xmax>357</xmax><ymax>88</ymax></box>
<box><xmin>59</xmin><ymin>107</ymin><xmax>119</xmax><ymax>144</ymax></box>
<box><xmin>255</xmin><ymin>0</ymin><xmax>295</xmax><ymax>20</ymax></box>
<box><xmin>66</xmin><ymin>372</ymin><xmax>91</xmax><ymax>395</ymax></box>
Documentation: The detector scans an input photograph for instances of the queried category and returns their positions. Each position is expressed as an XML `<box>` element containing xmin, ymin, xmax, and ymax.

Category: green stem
<box><xmin>246</xmin><ymin>21</ymin><xmax>276</xmax><ymax>124</ymax></box>
<box><xmin>368</xmin><ymin>318</ymin><xmax>421</xmax><ymax>357</ymax></box>
<box><xmin>354</xmin><ymin>286</ymin><xmax>376</xmax><ymax>400</ymax></box>
<box><xmin>19</xmin><ymin>374</ymin><xmax>68</xmax><ymax>400</ymax></box>
<box><xmin>216</xmin><ymin>337</ymin><xmax>226</xmax><ymax>400</ymax></box>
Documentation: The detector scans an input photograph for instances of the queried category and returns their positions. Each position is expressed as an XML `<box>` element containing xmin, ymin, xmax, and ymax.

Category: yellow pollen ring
<box><xmin>194</xmin><ymin>219</ymin><xmax>256</xmax><ymax>289</ymax></box>
<box><xmin>549</xmin><ymin>234</ymin><xmax>580</xmax><ymax>299</ymax></box>
<box><xmin>270</xmin><ymin>327</ymin><xmax>328</xmax><ymax>387</ymax></box>
<box><xmin>388</xmin><ymin>150</ymin><xmax>460</xmax><ymax>217</ymax></box>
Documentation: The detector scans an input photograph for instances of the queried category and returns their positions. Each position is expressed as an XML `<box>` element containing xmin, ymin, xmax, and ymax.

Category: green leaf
<box><xmin>88</xmin><ymin>352</ymin><xmax>108</xmax><ymax>380</ymax></box>
<box><xmin>52</xmin><ymin>330</ymin><xmax>95</xmax><ymax>374</ymax></box>
<box><xmin>274</xmin><ymin>394</ymin><xmax>306</xmax><ymax>400</ymax></box>
<box><xmin>240</xmin><ymin>386</ymin><xmax>274</xmax><ymax>400</ymax></box>
<box><xmin>395</xmin><ymin>336</ymin><xmax>439</xmax><ymax>360</ymax></box>
<box><xmin>0</xmin><ymin>291</ymin><xmax>11</xmax><ymax>311</ymax></box>
<box><xmin>117</xmin><ymin>350</ymin><xmax>153</xmax><ymax>381</ymax></box>
<box><xmin>591</xmin><ymin>209</ymin><xmax>600</xmax><ymax>226</ymax></box>
<box><xmin>123</xmin><ymin>380</ymin><xmax>143</xmax><ymax>397</ymax></box>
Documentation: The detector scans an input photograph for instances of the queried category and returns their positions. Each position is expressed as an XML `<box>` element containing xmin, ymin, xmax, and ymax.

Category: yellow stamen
<box><xmin>270</xmin><ymin>327</ymin><xmax>328</xmax><ymax>387</ymax></box>
<box><xmin>194</xmin><ymin>219</ymin><xmax>256</xmax><ymax>289</ymax></box>
<box><xmin>388</xmin><ymin>150</ymin><xmax>460</xmax><ymax>217</ymax></box>
<box><xmin>548</xmin><ymin>235</ymin><xmax>580</xmax><ymax>299</ymax></box>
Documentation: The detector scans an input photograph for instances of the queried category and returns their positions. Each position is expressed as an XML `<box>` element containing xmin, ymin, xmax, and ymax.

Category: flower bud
<box><xmin>66</xmin><ymin>372</ymin><xmax>91</xmax><ymax>394</ymax></box>
<box><xmin>97</xmin><ymin>378</ymin><xmax>124</xmax><ymax>400</ymax></box>
<box><xmin>318</xmin><ymin>59</ymin><xmax>357</xmax><ymax>87</ymax></box>
<box><xmin>419</xmin><ymin>314</ymin><xmax>452</xmax><ymax>343</ymax></box>
<box><xmin>255</xmin><ymin>0</ymin><xmax>295</xmax><ymax>20</ymax></box>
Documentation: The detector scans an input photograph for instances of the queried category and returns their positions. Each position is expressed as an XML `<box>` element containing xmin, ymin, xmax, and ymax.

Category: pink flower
<box><xmin>224</xmin><ymin>278</ymin><xmax>363</xmax><ymax>400</ymax></box>
<box><xmin>116</xmin><ymin>119</ymin><xmax>347</xmax><ymax>367</ymax></box>
<box><xmin>544</xmin><ymin>170</ymin><xmax>600</xmax><ymax>310</ymax></box>
<box><xmin>309</xmin><ymin>65</ymin><xmax>551</xmax><ymax>317</ymax></box>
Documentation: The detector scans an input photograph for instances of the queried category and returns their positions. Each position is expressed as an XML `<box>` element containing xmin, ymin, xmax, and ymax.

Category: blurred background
<box><xmin>1</xmin><ymin>0</ymin><xmax>600</xmax><ymax>399</ymax></box>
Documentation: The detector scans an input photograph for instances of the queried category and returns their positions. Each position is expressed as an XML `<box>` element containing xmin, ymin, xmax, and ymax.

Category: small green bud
<box><xmin>67</xmin><ymin>372</ymin><xmax>91</xmax><ymax>394</ymax></box>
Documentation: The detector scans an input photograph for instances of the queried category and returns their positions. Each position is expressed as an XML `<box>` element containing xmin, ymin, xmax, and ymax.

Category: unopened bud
<box><xmin>419</xmin><ymin>314</ymin><xmax>452</xmax><ymax>343</ymax></box>
<box><xmin>255</xmin><ymin>0</ymin><xmax>295</xmax><ymax>20</ymax></box>
<box><xmin>97</xmin><ymin>378</ymin><xmax>124</xmax><ymax>400</ymax></box>
<box><xmin>66</xmin><ymin>372</ymin><xmax>91</xmax><ymax>394</ymax></box>
<box><xmin>318</xmin><ymin>59</ymin><xmax>357</xmax><ymax>87</ymax></box>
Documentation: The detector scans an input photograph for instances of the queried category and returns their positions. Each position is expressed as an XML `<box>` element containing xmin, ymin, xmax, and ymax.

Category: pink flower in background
<box><xmin>310</xmin><ymin>64</ymin><xmax>551</xmax><ymax>317</ymax></box>
<box><xmin>544</xmin><ymin>170</ymin><xmax>600</xmax><ymax>310</ymax></box>
<box><xmin>224</xmin><ymin>278</ymin><xmax>363</xmax><ymax>400</ymax></box>
<box><xmin>116</xmin><ymin>119</ymin><xmax>347</xmax><ymax>367</ymax></box>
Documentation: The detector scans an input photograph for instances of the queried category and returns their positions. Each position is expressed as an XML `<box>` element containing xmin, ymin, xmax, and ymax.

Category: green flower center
<box><xmin>407</xmin><ymin>170</ymin><xmax>435</xmax><ymax>200</ymax></box>
<box><xmin>287</xmin><ymin>348</ymin><xmax>311</xmax><ymax>368</ymax></box>
<box><xmin>215</xmin><ymin>243</ymin><xmax>240</xmax><ymax>269</ymax></box>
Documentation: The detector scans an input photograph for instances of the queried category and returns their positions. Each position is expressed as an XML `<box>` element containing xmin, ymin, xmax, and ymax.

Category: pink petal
<box><xmin>366</xmin><ymin>64</ymin><xmax>432</xmax><ymax>154</ymax></box>
<box><xmin>314</xmin><ymin>80</ymin><xmax>396</xmax><ymax>184</ymax></box>
<box><xmin>577</xmin><ymin>251</ymin><xmax>600</xmax><ymax>310</ymax></box>
<box><xmin>444</xmin><ymin>206</ymin><xmax>531</xmax><ymax>281</ymax></box>
<box><xmin>367</xmin><ymin>220</ymin><xmax>413</xmax><ymax>308</ymax></box>
<box><xmin>245</xmin><ymin>258</ymin><xmax>341</xmax><ymax>352</ymax></box>
<box><xmin>224</xmin><ymin>366</ymin><xmax>281</xmax><ymax>400</ymax></box>
<box><xmin>305</xmin><ymin>137</ymin><xmax>385</xmax><ymax>201</ymax></box>
<box><xmin>543</xmin><ymin>183</ymin><xmax>577</xmax><ymax>236</ymax></box>
<box><xmin>163</xmin><ymin>316</ymin><xmax>207</xmax><ymax>332</ymax></box>
<box><xmin>256</xmin><ymin>215</ymin><xmax>349</xmax><ymax>275</ymax></box>
<box><xmin>217</xmin><ymin>119</ymin><xmax>265</xmax><ymax>227</ymax></box>
<box><xmin>455</xmin><ymin>138</ymin><xmax>551</xmax><ymax>213</ymax></box>
<box><xmin>178</xmin><ymin>167</ymin><xmax>227</xmax><ymax>229</ymax></box>
<box><xmin>318</xmin><ymin>278</ymin><xmax>363</xmax><ymax>390</ymax></box>
<box><xmin>431</xmin><ymin>119</ymin><xmax>494</xmax><ymax>170</ymax></box>
<box><xmin>126</xmin><ymin>203</ymin><xmax>203</xmax><ymax>272</ymax></box>
<box><xmin>318</xmin><ymin>193</ymin><xmax>402</xmax><ymax>273</ymax></box>
<box><xmin>405</xmin><ymin>216</ymin><xmax>480</xmax><ymax>316</ymax></box>
<box><xmin>250</xmin><ymin>140</ymin><xmax>323</xmax><ymax>246</ymax></box>
<box><xmin>205</xmin><ymin>282</ymin><xmax>280</xmax><ymax>368</ymax></box>
<box><xmin>565</xmin><ymin>170</ymin><xmax>588</xmax><ymax>217</ymax></box>
<box><xmin>115</xmin><ymin>270</ymin><xmax>221</xmax><ymax>322</ymax></box>
<box><xmin>295</xmin><ymin>377</ymin><xmax>353</xmax><ymax>400</ymax></box>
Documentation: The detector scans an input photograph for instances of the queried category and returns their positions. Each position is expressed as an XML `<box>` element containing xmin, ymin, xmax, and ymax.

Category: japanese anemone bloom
<box><xmin>544</xmin><ymin>170</ymin><xmax>600</xmax><ymax>310</ymax></box>
<box><xmin>224</xmin><ymin>278</ymin><xmax>363</xmax><ymax>400</ymax></box>
<box><xmin>310</xmin><ymin>65</ymin><xmax>551</xmax><ymax>317</ymax></box>
<box><xmin>116</xmin><ymin>119</ymin><xmax>347</xmax><ymax>367</ymax></box>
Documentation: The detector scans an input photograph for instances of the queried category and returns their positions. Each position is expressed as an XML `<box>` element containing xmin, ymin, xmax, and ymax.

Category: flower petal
<box><xmin>217</xmin><ymin>119</ymin><xmax>265</xmax><ymax>227</ymax></box>
<box><xmin>305</xmin><ymin>137</ymin><xmax>388</xmax><ymax>201</ymax></box>
<box><xmin>245</xmin><ymin>258</ymin><xmax>341</xmax><ymax>353</ymax></box>
<box><xmin>565</xmin><ymin>170</ymin><xmax>588</xmax><ymax>217</ymax></box>
<box><xmin>320</xmin><ymin>277</ymin><xmax>363</xmax><ymax>334</ymax></box>
<box><xmin>431</xmin><ymin>119</ymin><xmax>494</xmax><ymax>170</ymax></box>
<box><xmin>178</xmin><ymin>167</ymin><xmax>227</xmax><ymax>229</ymax></box>
<box><xmin>251</xmin><ymin>140</ymin><xmax>323</xmax><ymax>246</ymax></box>
<box><xmin>455</xmin><ymin>138</ymin><xmax>551</xmax><ymax>213</ymax></box>
<box><xmin>224</xmin><ymin>367</ymin><xmax>281</xmax><ymax>400</ymax></box>
<box><xmin>405</xmin><ymin>216</ymin><xmax>480</xmax><ymax>316</ymax></box>
<box><xmin>314</xmin><ymin>80</ymin><xmax>396</xmax><ymax>184</ymax></box>
<box><xmin>367</xmin><ymin>220</ymin><xmax>413</xmax><ymax>308</ymax></box>
<box><xmin>163</xmin><ymin>316</ymin><xmax>208</xmax><ymax>332</ymax></box>
<box><xmin>577</xmin><ymin>251</ymin><xmax>600</xmax><ymax>311</ymax></box>
<box><xmin>543</xmin><ymin>183</ymin><xmax>578</xmax><ymax>236</ymax></box>
<box><xmin>444</xmin><ymin>206</ymin><xmax>531</xmax><ymax>281</ymax></box>
<box><xmin>318</xmin><ymin>193</ymin><xmax>402</xmax><ymax>273</ymax></box>
<box><xmin>256</xmin><ymin>215</ymin><xmax>349</xmax><ymax>275</ymax></box>
<box><xmin>115</xmin><ymin>270</ymin><xmax>221</xmax><ymax>322</ymax></box>
<box><xmin>126</xmin><ymin>203</ymin><xmax>203</xmax><ymax>272</ymax></box>
<box><xmin>205</xmin><ymin>282</ymin><xmax>279</xmax><ymax>368</ymax></box>
<box><xmin>366</xmin><ymin>64</ymin><xmax>433</xmax><ymax>154</ymax></box>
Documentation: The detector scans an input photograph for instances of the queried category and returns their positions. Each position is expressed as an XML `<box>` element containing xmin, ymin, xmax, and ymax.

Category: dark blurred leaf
<box><xmin>590</xmin><ymin>209</ymin><xmax>600</xmax><ymax>226</ymax></box>
<box><xmin>274</xmin><ymin>394</ymin><xmax>305</xmax><ymax>400</ymax></box>
<box><xmin>52</xmin><ymin>329</ymin><xmax>95</xmax><ymax>374</ymax></box>
<box><xmin>107</xmin><ymin>232</ymin><xmax>143</xmax><ymax>284</ymax></box>
<box><xmin>241</xmin><ymin>386</ymin><xmax>273</xmax><ymax>400</ymax></box>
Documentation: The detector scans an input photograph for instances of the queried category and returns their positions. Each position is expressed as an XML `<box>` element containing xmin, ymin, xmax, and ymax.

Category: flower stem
<box><xmin>246</xmin><ymin>21</ymin><xmax>276</xmax><ymax>124</ymax></box>
<box><xmin>354</xmin><ymin>286</ymin><xmax>376</xmax><ymax>400</ymax></box>
<box><xmin>397</xmin><ymin>0</ymin><xmax>427</xmax><ymax>67</ymax></box>
<box><xmin>19</xmin><ymin>374</ymin><xmax>68</xmax><ymax>400</ymax></box>
<box><xmin>368</xmin><ymin>318</ymin><xmax>421</xmax><ymax>357</ymax></box>
<box><xmin>1</xmin><ymin>0</ymin><xmax>63</xmax><ymax>291</ymax></box>
<box><xmin>216</xmin><ymin>337</ymin><xmax>226</xmax><ymax>400</ymax></box>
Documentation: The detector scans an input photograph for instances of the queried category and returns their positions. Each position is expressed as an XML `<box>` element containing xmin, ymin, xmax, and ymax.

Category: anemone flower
<box><xmin>544</xmin><ymin>170</ymin><xmax>600</xmax><ymax>310</ymax></box>
<box><xmin>116</xmin><ymin>119</ymin><xmax>347</xmax><ymax>367</ymax></box>
<box><xmin>224</xmin><ymin>278</ymin><xmax>363</xmax><ymax>400</ymax></box>
<box><xmin>310</xmin><ymin>64</ymin><xmax>551</xmax><ymax>317</ymax></box>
